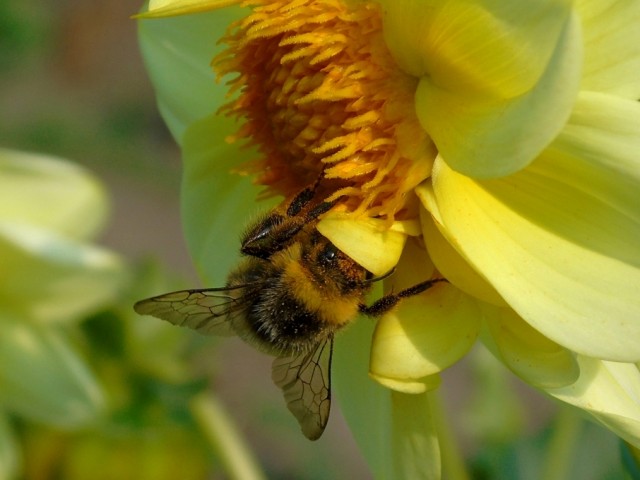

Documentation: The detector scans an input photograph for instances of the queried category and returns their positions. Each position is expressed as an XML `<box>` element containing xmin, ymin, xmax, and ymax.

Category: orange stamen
<box><xmin>215</xmin><ymin>0</ymin><xmax>435</xmax><ymax>221</ymax></box>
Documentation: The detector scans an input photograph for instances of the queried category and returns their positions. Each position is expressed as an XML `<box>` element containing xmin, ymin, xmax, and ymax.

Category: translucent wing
<box><xmin>272</xmin><ymin>337</ymin><xmax>333</xmax><ymax>440</ymax></box>
<box><xmin>133</xmin><ymin>286</ymin><xmax>252</xmax><ymax>335</ymax></box>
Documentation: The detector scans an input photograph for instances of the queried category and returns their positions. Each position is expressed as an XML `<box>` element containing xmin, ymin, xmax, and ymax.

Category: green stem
<box><xmin>189</xmin><ymin>392</ymin><xmax>266</xmax><ymax>480</ymax></box>
<box><xmin>540</xmin><ymin>406</ymin><xmax>582</xmax><ymax>480</ymax></box>
<box><xmin>431</xmin><ymin>390</ymin><xmax>470</xmax><ymax>480</ymax></box>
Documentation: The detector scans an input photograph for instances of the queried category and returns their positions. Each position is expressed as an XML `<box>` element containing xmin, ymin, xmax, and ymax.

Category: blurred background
<box><xmin>1</xmin><ymin>1</ymin><xmax>372</xmax><ymax>478</ymax></box>
<box><xmin>0</xmin><ymin>1</ymin><xmax>628</xmax><ymax>479</ymax></box>
<box><xmin>1</xmin><ymin>0</ymin><xmax>188</xmax><ymax>275</ymax></box>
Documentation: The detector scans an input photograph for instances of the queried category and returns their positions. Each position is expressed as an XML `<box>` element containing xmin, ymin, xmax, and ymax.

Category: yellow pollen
<box><xmin>215</xmin><ymin>0</ymin><xmax>435</xmax><ymax>221</ymax></box>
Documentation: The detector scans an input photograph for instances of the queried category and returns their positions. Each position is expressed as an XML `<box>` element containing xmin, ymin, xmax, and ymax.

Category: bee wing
<box><xmin>133</xmin><ymin>287</ymin><xmax>250</xmax><ymax>336</ymax></box>
<box><xmin>272</xmin><ymin>337</ymin><xmax>333</xmax><ymax>441</ymax></box>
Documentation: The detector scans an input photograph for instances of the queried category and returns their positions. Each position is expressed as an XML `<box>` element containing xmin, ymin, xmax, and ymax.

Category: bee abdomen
<box><xmin>247</xmin><ymin>287</ymin><xmax>329</xmax><ymax>354</ymax></box>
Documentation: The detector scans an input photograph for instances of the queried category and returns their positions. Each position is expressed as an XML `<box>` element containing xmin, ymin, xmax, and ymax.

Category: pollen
<box><xmin>215</xmin><ymin>0</ymin><xmax>436</xmax><ymax>221</ymax></box>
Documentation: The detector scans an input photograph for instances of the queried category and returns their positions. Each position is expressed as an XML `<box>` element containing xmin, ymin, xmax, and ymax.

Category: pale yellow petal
<box><xmin>577</xmin><ymin>0</ymin><xmax>640</xmax><ymax>99</ymax></box>
<box><xmin>431</xmin><ymin>94</ymin><xmax>640</xmax><ymax>361</ymax></box>
<box><xmin>381</xmin><ymin>0</ymin><xmax>573</xmax><ymax>94</ymax></box>
<box><xmin>415</xmin><ymin>10</ymin><xmax>581</xmax><ymax>178</ymax></box>
<box><xmin>370</xmin><ymin>282</ymin><xmax>480</xmax><ymax>392</ymax></box>
<box><xmin>382</xmin><ymin>0</ymin><xmax>581</xmax><ymax>177</ymax></box>
<box><xmin>141</xmin><ymin>0</ymin><xmax>241</xmax><ymax>18</ymax></box>
<box><xmin>483</xmin><ymin>304</ymin><xmax>580</xmax><ymax>389</ymax></box>
<box><xmin>372</xmin><ymin>375</ymin><xmax>442</xmax><ymax>395</ymax></box>
<box><xmin>416</xmin><ymin>191</ymin><xmax>506</xmax><ymax>307</ymax></box>
<box><xmin>384</xmin><ymin>236</ymin><xmax>435</xmax><ymax>292</ymax></box>
<box><xmin>316</xmin><ymin>214</ymin><xmax>407</xmax><ymax>276</ymax></box>
<box><xmin>546</xmin><ymin>357</ymin><xmax>640</xmax><ymax>448</ymax></box>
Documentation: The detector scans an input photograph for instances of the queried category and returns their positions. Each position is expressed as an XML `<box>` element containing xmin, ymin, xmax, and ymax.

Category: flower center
<box><xmin>215</xmin><ymin>0</ymin><xmax>435</xmax><ymax>221</ymax></box>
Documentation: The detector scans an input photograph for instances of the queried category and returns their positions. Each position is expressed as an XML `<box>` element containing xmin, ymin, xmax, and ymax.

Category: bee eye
<box><xmin>318</xmin><ymin>242</ymin><xmax>339</xmax><ymax>266</ymax></box>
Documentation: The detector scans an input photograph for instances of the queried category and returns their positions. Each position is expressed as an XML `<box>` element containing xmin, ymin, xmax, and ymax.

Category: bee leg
<box><xmin>286</xmin><ymin>167</ymin><xmax>329</xmax><ymax>216</ymax></box>
<box><xmin>287</xmin><ymin>187</ymin><xmax>338</xmax><ymax>221</ymax></box>
<box><xmin>359</xmin><ymin>278</ymin><xmax>447</xmax><ymax>317</ymax></box>
<box><xmin>241</xmin><ymin>180</ymin><xmax>339</xmax><ymax>259</ymax></box>
<box><xmin>305</xmin><ymin>197</ymin><xmax>339</xmax><ymax>220</ymax></box>
<box><xmin>286</xmin><ymin>185</ymin><xmax>317</xmax><ymax>217</ymax></box>
<box><xmin>241</xmin><ymin>184</ymin><xmax>321</xmax><ymax>258</ymax></box>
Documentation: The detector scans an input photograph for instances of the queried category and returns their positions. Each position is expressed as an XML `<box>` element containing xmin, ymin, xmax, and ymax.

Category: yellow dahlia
<box><xmin>138</xmin><ymin>0</ymin><xmax>640</xmax><ymax>477</ymax></box>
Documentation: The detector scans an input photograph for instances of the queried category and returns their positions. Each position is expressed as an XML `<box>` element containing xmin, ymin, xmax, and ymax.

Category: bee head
<box><xmin>302</xmin><ymin>232</ymin><xmax>369</xmax><ymax>294</ymax></box>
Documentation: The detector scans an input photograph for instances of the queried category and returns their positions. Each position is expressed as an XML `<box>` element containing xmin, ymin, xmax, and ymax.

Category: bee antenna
<box><xmin>364</xmin><ymin>268</ymin><xmax>396</xmax><ymax>285</ymax></box>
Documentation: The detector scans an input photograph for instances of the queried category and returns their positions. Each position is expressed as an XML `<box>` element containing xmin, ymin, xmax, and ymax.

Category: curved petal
<box><xmin>0</xmin><ymin>149</ymin><xmax>108</xmax><ymax>241</ymax></box>
<box><xmin>370</xmin><ymin>282</ymin><xmax>480</xmax><ymax>393</ymax></box>
<box><xmin>0</xmin><ymin>222</ymin><xmax>128</xmax><ymax>324</ymax></box>
<box><xmin>431</xmin><ymin>93</ymin><xmax>640</xmax><ymax>361</ymax></box>
<box><xmin>0</xmin><ymin>318</ymin><xmax>104</xmax><ymax>427</ymax></box>
<box><xmin>391</xmin><ymin>392</ymin><xmax>440</xmax><ymax>480</ymax></box>
<box><xmin>577</xmin><ymin>0</ymin><xmax>640</xmax><ymax>99</ymax></box>
<box><xmin>482</xmin><ymin>304</ymin><xmax>580</xmax><ymax>389</ymax></box>
<box><xmin>143</xmin><ymin>0</ymin><xmax>242</xmax><ymax>18</ymax></box>
<box><xmin>181</xmin><ymin>114</ymin><xmax>268</xmax><ymax>285</ymax></box>
<box><xmin>545</xmin><ymin>357</ymin><xmax>640</xmax><ymax>448</ymax></box>
<box><xmin>382</xmin><ymin>0</ymin><xmax>573</xmax><ymax>94</ymax></box>
<box><xmin>416</xmin><ymin>10</ymin><xmax>581</xmax><ymax>178</ymax></box>
<box><xmin>371</xmin><ymin>372</ymin><xmax>441</xmax><ymax>396</ymax></box>
<box><xmin>316</xmin><ymin>215</ymin><xmax>408</xmax><ymax>276</ymax></box>
<box><xmin>381</xmin><ymin>0</ymin><xmax>581</xmax><ymax>178</ymax></box>
<box><xmin>384</xmin><ymin>236</ymin><xmax>435</xmax><ymax>291</ymax></box>
<box><xmin>138</xmin><ymin>6</ymin><xmax>245</xmax><ymax>142</ymax></box>
<box><xmin>417</xmin><ymin>194</ymin><xmax>506</xmax><ymax>307</ymax></box>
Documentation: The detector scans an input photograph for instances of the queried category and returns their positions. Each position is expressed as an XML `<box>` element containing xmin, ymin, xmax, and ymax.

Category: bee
<box><xmin>134</xmin><ymin>184</ymin><xmax>443</xmax><ymax>440</ymax></box>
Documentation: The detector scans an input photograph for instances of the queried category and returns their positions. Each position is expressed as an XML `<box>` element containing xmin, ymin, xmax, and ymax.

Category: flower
<box><xmin>0</xmin><ymin>148</ymin><xmax>128</xmax><ymax>479</ymax></box>
<box><xmin>138</xmin><ymin>0</ymin><xmax>640</xmax><ymax>477</ymax></box>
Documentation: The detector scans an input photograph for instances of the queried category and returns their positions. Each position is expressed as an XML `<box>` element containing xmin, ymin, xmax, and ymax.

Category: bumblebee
<box><xmin>134</xmin><ymin>185</ymin><xmax>442</xmax><ymax>440</ymax></box>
